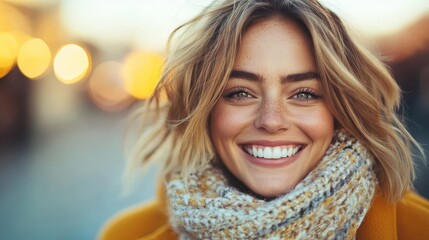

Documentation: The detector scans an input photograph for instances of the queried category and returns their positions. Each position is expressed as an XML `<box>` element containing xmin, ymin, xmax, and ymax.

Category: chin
<box><xmin>250</xmin><ymin>184</ymin><xmax>294</xmax><ymax>199</ymax></box>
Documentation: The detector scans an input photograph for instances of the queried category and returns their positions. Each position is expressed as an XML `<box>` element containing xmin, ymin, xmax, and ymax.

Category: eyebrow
<box><xmin>230</xmin><ymin>70</ymin><xmax>319</xmax><ymax>83</ymax></box>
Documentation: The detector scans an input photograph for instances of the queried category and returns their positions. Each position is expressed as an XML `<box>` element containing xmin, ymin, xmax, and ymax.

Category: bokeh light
<box><xmin>17</xmin><ymin>38</ymin><xmax>51</xmax><ymax>79</ymax></box>
<box><xmin>88</xmin><ymin>61</ymin><xmax>133</xmax><ymax>112</ymax></box>
<box><xmin>0</xmin><ymin>32</ymin><xmax>19</xmax><ymax>78</ymax></box>
<box><xmin>122</xmin><ymin>51</ymin><xmax>163</xmax><ymax>99</ymax></box>
<box><xmin>53</xmin><ymin>44</ymin><xmax>90</xmax><ymax>84</ymax></box>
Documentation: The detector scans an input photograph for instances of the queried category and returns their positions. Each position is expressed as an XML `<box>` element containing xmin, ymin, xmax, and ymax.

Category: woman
<box><xmin>100</xmin><ymin>0</ymin><xmax>429</xmax><ymax>239</ymax></box>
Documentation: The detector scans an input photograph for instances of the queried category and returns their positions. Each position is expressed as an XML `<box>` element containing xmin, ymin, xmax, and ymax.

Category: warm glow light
<box><xmin>122</xmin><ymin>51</ymin><xmax>163</xmax><ymax>99</ymax></box>
<box><xmin>0</xmin><ymin>3</ymin><xmax>31</xmax><ymax>33</ymax></box>
<box><xmin>17</xmin><ymin>38</ymin><xmax>51</xmax><ymax>79</ymax></box>
<box><xmin>53</xmin><ymin>44</ymin><xmax>90</xmax><ymax>84</ymax></box>
<box><xmin>3</xmin><ymin>0</ymin><xmax>55</xmax><ymax>8</ymax></box>
<box><xmin>0</xmin><ymin>32</ymin><xmax>19</xmax><ymax>78</ymax></box>
<box><xmin>88</xmin><ymin>61</ymin><xmax>133</xmax><ymax>112</ymax></box>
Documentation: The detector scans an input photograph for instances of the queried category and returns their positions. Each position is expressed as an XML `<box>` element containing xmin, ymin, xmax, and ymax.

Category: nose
<box><xmin>254</xmin><ymin>98</ymin><xmax>290</xmax><ymax>133</ymax></box>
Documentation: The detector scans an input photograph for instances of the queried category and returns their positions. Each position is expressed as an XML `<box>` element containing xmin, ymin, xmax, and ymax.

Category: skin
<box><xmin>210</xmin><ymin>16</ymin><xmax>335</xmax><ymax>198</ymax></box>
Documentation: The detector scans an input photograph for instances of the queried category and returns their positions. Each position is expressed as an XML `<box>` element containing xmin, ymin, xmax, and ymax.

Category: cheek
<box><xmin>293</xmin><ymin>106</ymin><xmax>334</xmax><ymax>140</ymax></box>
<box><xmin>210</xmin><ymin>102</ymin><xmax>254</xmax><ymax>141</ymax></box>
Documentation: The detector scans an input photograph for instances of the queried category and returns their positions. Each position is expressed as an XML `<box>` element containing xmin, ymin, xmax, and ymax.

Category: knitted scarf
<box><xmin>167</xmin><ymin>131</ymin><xmax>377</xmax><ymax>240</ymax></box>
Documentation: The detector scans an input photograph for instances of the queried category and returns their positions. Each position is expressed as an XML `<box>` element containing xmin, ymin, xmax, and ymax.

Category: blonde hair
<box><xmin>126</xmin><ymin>0</ymin><xmax>424</xmax><ymax>202</ymax></box>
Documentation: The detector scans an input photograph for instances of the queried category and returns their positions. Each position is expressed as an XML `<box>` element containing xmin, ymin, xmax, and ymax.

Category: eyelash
<box><xmin>223</xmin><ymin>87</ymin><xmax>321</xmax><ymax>102</ymax></box>
<box><xmin>223</xmin><ymin>87</ymin><xmax>254</xmax><ymax>101</ymax></box>
<box><xmin>292</xmin><ymin>88</ymin><xmax>321</xmax><ymax>102</ymax></box>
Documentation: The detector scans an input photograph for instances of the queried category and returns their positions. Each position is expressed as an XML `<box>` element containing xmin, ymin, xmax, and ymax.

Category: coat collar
<box><xmin>357</xmin><ymin>192</ymin><xmax>397</xmax><ymax>240</ymax></box>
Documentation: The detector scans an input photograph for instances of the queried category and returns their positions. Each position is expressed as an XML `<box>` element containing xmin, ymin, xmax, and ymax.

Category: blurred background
<box><xmin>0</xmin><ymin>0</ymin><xmax>428</xmax><ymax>239</ymax></box>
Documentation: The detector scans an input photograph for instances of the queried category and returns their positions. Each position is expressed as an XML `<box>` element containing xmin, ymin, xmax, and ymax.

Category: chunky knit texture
<box><xmin>167</xmin><ymin>131</ymin><xmax>377</xmax><ymax>240</ymax></box>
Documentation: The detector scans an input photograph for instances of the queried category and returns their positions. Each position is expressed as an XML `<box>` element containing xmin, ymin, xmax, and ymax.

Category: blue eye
<box><xmin>292</xmin><ymin>89</ymin><xmax>320</xmax><ymax>102</ymax></box>
<box><xmin>224</xmin><ymin>87</ymin><xmax>254</xmax><ymax>101</ymax></box>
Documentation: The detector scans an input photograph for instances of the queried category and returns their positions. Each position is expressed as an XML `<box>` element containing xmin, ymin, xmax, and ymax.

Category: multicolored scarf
<box><xmin>167</xmin><ymin>131</ymin><xmax>377</xmax><ymax>239</ymax></box>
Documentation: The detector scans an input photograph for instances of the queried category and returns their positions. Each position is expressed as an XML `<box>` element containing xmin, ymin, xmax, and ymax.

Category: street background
<box><xmin>0</xmin><ymin>0</ymin><xmax>428</xmax><ymax>239</ymax></box>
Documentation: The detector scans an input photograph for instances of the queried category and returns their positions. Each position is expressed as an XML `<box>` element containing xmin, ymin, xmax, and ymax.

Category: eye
<box><xmin>291</xmin><ymin>88</ymin><xmax>320</xmax><ymax>102</ymax></box>
<box><xmin>224</xmin><ymin>87</ymin><xmax>254</xmax><ymax>101</ymax></box>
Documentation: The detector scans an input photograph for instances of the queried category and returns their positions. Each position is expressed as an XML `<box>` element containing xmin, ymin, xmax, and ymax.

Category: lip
<box><xmin>240</xmin><ymin>140</ymin><xmax>304</xmax><ymax>147</ymax></box>
<box><xmin>240</xmin><ymin>144</ymin><xmax>305</xmax><ymax>168</ymax></box>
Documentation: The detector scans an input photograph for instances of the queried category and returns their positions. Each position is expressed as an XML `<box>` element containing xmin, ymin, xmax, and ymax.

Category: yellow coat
<box><xmin>99</xmin><ymin>190</ymin><xmax>429</xmax><ymax>240</ymax></box>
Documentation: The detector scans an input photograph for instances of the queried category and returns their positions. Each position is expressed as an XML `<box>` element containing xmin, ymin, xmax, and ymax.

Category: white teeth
<box><xmin>257</xmin><ymin>148</ymin><xmax>263</xmax><ymax>157</ymax></box>
<box><xmin>263</xmin><ymin>147</ymin><xmax>273</xmax><ymax>158</ymax></box>
<box><xmin>292</xmin><ymin>147</ymin><xmax>299</xmax><ymax>155</ymax></box>
<box><xmin>272</xmin><ymin>147</ymin><xmax>281</xmax><ymax>159</ymax></box>
<box><xmin>244</xmin><ymin>145</ymin><xmax>301</xmax><ymax>159</ymax></box>
<box><xmin>287</xmin><ymin>147</ymin><xmax>293</xmax><ymax>157</ymax></box>
<box><xmin>281</xmin><ymin>148</ymin><xmax>287</xmax><ymax>157</ymax></box>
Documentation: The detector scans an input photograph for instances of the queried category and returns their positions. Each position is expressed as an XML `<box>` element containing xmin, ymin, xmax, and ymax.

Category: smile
<box><xmin>243</xmin><ymin>145</ymin><xmax>302</xmax><ymax>159</ymax></box>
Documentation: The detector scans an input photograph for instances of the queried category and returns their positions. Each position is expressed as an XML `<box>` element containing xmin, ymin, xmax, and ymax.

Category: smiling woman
<box><xmin>210</xmin><ymin>17</ymin><xmax>334</xmax><ymax>197</ymax></box>
<box><xmin>100</xmin><ymin>0</ymin><xmax>429</xmax><ymax>239</ymax></box>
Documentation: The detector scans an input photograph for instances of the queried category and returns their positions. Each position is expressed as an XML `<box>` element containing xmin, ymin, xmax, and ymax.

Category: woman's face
<box><xmin>210</xmin><ymin>17</ymin><xmax>334</xmax><ymax>197</ymax></box>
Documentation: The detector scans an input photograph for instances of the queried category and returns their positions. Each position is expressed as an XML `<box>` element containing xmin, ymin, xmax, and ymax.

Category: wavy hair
<box><xmin>126</xmin><ymin>0</ymin><xmax>424</xmax><ymax>202</ymax></box>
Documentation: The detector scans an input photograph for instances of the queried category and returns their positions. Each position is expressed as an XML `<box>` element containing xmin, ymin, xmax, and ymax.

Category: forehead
<box><xmin>234</xmin><ymin>16</ymin><xmax>316</xmax><ymax>76</ymax></box>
